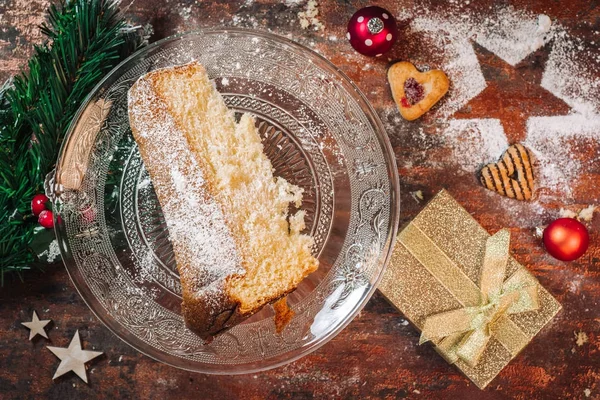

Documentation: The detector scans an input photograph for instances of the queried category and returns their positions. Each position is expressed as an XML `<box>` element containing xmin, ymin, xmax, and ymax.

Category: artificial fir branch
<box><xmin>0</xmin><ymin>0</ymin><xmax>148</xmax><ymax>284</ymax></box>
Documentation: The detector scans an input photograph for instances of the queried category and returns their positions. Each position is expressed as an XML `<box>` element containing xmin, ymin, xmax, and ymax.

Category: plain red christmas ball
<box><xmin>347</xmin><ymin>6</ymin><xmax>397</xmax><ymax>57</ymax></box>
<box><xmin>38</xmin><ymin>209</ymin><xmax>54</xmax><ymax>229</ymax></box>
<box><xmin>542</xmin><ymin>218</ymin><xmax>589</xmax><ymax>261</ymax></box>
<box><xmin>31</xmin><ymin>194</ymin><xmax>49</xmax><ymax>216</ymax></box>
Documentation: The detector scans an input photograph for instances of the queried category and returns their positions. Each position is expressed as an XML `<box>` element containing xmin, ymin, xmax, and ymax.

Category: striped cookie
<box><xmin>479</xmin><ymin>144</ymin><xmax>535</xmax><ymax>201</ymax></box>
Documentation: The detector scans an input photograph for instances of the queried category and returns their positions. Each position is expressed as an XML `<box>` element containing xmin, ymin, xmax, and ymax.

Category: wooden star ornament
<box><xmin>47</xmin><ymin>330</ymin><xmax>103</xmax><ymax>383</ymax></box>
<box><xmin>22</xmin><ymin>311</ymin><xmax>51</xmax><ymax>340</ymax></box>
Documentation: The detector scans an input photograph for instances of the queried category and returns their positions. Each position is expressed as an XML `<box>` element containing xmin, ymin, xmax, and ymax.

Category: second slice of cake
<box><xmin>128</xmin><ymin>62</ymin><xmax>319</xmax><ymax>339</ymax></box>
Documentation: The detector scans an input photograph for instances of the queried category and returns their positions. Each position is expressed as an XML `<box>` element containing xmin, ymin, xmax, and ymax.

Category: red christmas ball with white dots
<box><xmin>31</xmin><ymin>193</ymin><xmax>49</xmax><ymax>216</ymax></box>
<box><xmin>347</xmin><ymin>6</ymin><xmax>397</xmax><ymax>57</ymax></box>
<box><xmin>38</xmin><ymin>209</ymin><xmax>54</xmax><ymax>229</ymax></box>
<box><xmin>542</xmin><ymin>218</ymin><xmax>589</xmax><ymax>261</ymax></box>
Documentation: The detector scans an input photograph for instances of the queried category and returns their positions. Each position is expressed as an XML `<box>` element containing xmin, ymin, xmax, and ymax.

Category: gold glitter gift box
<box><xmin>379</xmin><ymin>190</ymin><xmax>561</xmax><ymax>389</ymax></box>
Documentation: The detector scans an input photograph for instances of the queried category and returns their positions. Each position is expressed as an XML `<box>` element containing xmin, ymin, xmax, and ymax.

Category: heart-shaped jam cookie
<box><xmin>480</xmin><ymin>144</ymin><xmax>535</xmax><ymax>201</ymax></box>
<box><xmin>388</xmin><ymin>61</ymin><xmax>449</xmax><ymax>121</ymax></box>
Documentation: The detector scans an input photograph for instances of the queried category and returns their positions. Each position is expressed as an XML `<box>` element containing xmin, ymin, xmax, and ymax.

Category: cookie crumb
<box><xmin>411</xmin><ymin>190</ymin><xmax>424</xmax><ymax>202</ymax></box>
<box><xmin>578</xmin><ymin>205</ymin><xmax>596</xmax><ymax>222</ymax></box>
<box><xmin>574</xmin><ymin>331</ymin><xmax>588</xmax><ymax>346</ymax></box>
<box><xmin>273</xmin><ymin>297</ymin><xmax>295</xmax><ymax>333</ymax></box>
<box><xmin>559</xmin><ymin>208</ymin><xmax>578</xmax><ymax>219</ymax></box>
<box><xmin>298</xmin><ymin>0</ymin><xmax>325</xmax><ymax>31</ymax></box>
<box><xmin>534</xmin><ymin>226</ymin><xmax>544</xmax><ymax>238</ymax></box>
<box><xmin>537</xmin><ymin>14</ymin><xmax>552</xmax><ymax>33</ymax></box>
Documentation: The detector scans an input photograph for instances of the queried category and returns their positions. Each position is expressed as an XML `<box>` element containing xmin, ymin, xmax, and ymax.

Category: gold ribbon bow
<box><xmin>418</xmin><ymin>229</ymin><xmax>539</xmax><ymax>367</ymax></box>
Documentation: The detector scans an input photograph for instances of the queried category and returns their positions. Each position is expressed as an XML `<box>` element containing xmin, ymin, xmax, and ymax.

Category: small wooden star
<box><xmin>47</xmin><ymin>330</ymin><xmax>103</xmax><ymax>383</ymax></box>
<box><xmin>21</xmin><ymin>311</ymin><xmax>51</xmax><ymax>340</ymax></box>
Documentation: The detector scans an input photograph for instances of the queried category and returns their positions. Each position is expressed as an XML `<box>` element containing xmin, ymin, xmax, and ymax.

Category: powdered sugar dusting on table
<box><xmin>396</xmin><ymin>5</ymin><xmax>600</xmax><ymax>201</ymax></box>
<box><xmin>525</xmin><ymin>115</ymin><xmax>600</xmax><ymax>197</ymax></box>
<box><xmin>441</xmin><ymin>119</ymin><xmax>509</xmax><ymax>172</ymax></box>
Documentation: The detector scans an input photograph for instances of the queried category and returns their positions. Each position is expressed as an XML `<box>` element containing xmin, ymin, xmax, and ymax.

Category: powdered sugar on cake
<box><xmin>128</xmin><ymin>75</ymin><xmax>244</xmax><ymax>294</ymax></box>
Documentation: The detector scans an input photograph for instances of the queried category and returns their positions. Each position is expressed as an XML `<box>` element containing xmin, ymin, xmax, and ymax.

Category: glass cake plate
<box><xmin>53</xmin><ymin>29</ymin><xmax>400</xmax><ymax>373</ymax></box>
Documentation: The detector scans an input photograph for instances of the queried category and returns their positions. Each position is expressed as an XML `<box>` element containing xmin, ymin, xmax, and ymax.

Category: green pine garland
<box><xmin>0</xmin><ymin>0</ymin><xmax>148</xmax><ymax>284</ymax></box>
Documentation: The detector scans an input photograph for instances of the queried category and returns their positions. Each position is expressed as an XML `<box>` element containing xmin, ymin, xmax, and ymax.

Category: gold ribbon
<box><xmin>402</xmin><ymin>227</ymin><xmax>540</xmax><ymax>367</ymax></box>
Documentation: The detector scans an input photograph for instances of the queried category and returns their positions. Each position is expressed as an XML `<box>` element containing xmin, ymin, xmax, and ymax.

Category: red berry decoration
<box><xmin>347</xmin><ymin>6</ymin><xmax>397</xmax><ymax>57</ymax></box>
<box><xmin>543</xmin><ymin>218</ymin><xmax>589</xmax><ymax>261</ymax></box>
<box><xmin>38</xmin><ymin>209</ymin><xmax>54</xmax><ymax>229</ymax></box>
<box><xmin>31</xmin><ymin>194</ymin><xmax>49</xmax><ymax>216</ymax></box>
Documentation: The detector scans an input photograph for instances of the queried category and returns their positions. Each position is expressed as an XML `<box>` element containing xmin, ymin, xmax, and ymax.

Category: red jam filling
<box><xmin>403</xmin><ymin>77</ymin><xmax>425</xmax><ymax>106</ymax></box>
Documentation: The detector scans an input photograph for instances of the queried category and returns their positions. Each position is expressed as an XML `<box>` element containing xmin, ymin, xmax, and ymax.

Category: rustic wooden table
<box><xmin>1</xmin><ymin>0</ymin><xmax>598</xmax><ymax>399</ymax></box>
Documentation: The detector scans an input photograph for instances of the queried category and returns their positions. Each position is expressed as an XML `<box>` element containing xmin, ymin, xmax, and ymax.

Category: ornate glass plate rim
<box><xmin>53</xmin><ymin>28</ymin><xmax>400</xmax><ymax>374</ymax></box>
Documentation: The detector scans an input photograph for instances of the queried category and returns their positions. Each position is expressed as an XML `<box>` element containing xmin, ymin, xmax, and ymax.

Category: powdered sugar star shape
<box><xmin>460</xmin><ymin>27</ymin><xmax>600</xmax><ymax>198</ymax></box>
<box><xmin>407</xmin><ymin>7</ymin><xmax>600</xmax><ymax>198</ymax></box>
<box><xmin>452</xmin><ymin>40</ymin><xmax>571</xmax><ymax>144</ymax></box>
